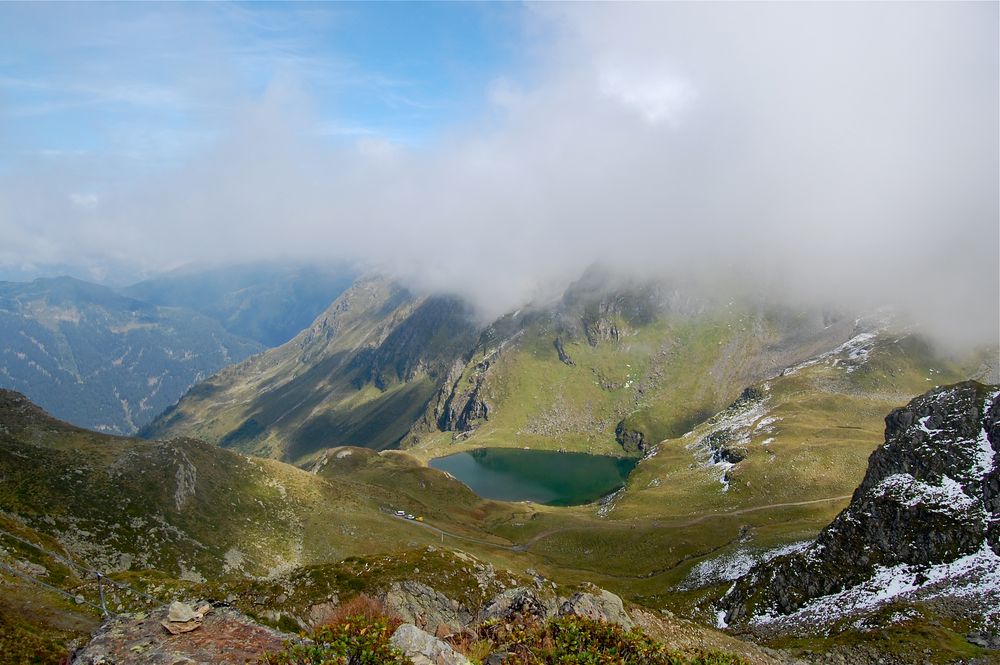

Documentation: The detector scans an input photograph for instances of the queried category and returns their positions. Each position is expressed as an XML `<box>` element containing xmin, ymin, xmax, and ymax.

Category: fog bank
<box><xmin>1</xmin><ymin>2</ymin><xmax>997</xmax><ymax>347</ymax></box>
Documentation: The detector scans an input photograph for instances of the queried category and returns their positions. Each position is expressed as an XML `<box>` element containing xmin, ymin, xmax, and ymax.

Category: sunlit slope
<box><xmin>405</xmin><ymin>280</ymin><xmax>861</xmax><ymax>459</ymax></box>
<box><xmin>0</xmin><ymin>389</ymin><xmax>454</xmax><ymax>583</ymax></box>
<box><xmin>142</xmin><ymin>276</ymin><xmax>479</xmax><ymax>461</ymax></box>
<box><xmin>466</xmin><ymin>333</ymin><xmax>995</xmax><ymax>599</ymax></box>
<box><xmin>611</xmin><ymin>334</ymin><xmax>995</xmax><ymax>520</ymax></box>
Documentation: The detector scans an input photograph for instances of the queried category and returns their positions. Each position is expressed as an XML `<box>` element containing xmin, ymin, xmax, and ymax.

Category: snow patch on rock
<box><xmin>753</xmin><ymin>542</ymin><xmax>1000</xmax><ymax>628</ymax></box>
<box><xmin>677</xmin><ymin>541</ymin><xmax>810</xmax><ymax>591</ymax></box>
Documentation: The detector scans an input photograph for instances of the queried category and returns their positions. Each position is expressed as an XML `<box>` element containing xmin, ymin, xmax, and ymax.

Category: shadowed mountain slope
<box><xmin>142</xmin><ymin>276</ymin><xmax>480</xmax><ymax>461</ymax></box>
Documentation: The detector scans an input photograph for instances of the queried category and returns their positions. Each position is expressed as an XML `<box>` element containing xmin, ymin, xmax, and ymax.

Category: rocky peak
<box><xmin>719</xmin><ymin>381</ymin><xmax>1000</xmax><ymax>626</ymax></box>
<box><xmin>854</xmin><ymin>381</ymin><xmax>998</xmax><ymax>500</ymax></box>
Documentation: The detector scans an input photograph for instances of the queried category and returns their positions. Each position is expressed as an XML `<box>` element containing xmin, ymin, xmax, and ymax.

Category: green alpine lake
<box><xmin>429</xmin><ymin>448</ymin><xmax>639</xmax><ymax>506</ymax></box>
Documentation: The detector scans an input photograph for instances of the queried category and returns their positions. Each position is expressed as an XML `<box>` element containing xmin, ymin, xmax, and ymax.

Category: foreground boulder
<box><xmin>720</xmin><ymin>381</ymin><xmax>1000</xmax><ymax>625</ymax></box>
<box><xmin>560</xmin><ymin>587</ymin><xmax>634</xmax><ymax>629</ymax></box>
<box><xmin>383</xmin><ymin>580</ymin><xmax>472</xmax><ymax>634</ymax></box>
<box><xmin>390</xmin><ymin>623</ymin><xmax>471</xmax><ymax>665</ymax></box>
<box><xmin>478</xmin><ymin>586</ymin><xmax>557</xmax><ymax>624</ymax></box>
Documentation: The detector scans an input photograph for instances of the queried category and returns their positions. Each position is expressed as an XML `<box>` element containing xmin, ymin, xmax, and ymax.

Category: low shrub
<box><xmin>259</xmin><ymin>595</ymin><xmax>409</xmax><ymax>665</ymax></box>
<box><xmin>480</xmin><ymin>615</ymin><xmax>748</xmax><ymax>665</ymax></box>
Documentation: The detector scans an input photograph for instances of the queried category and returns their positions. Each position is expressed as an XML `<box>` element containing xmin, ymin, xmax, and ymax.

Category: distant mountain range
<box><xmin>0</xmin><ymin>263</ymin><xmax>353</xmax><ymax>434</ymax></box>
<box><xmin>0</xmin><ymin>276</ymin><xmax>262</xmax><ymax>434</ymax></box>
<box><xmin>123</xmin><ymin>262</ymin><xmax>354</xmax><ymax>347</ymax></box>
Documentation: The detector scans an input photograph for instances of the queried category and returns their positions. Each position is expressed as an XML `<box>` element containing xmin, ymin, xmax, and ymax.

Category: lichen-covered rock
<box><xmin>478</xmin><ymin>587</ymin><xmax>557</xmax><ymax>624</ymax></box>
<box><xmin>167</xmin><ymin>601</ymin><xmax>195</xmax><ymax>623</ymax></box>
<box><xmin>719</xmin><ymin>381</ymin><xmax>1000</xmax><ymax>625</ymax></box>
<box><xmin>305</xmin><ymin>597</ymin><xmax>340</xmax><ymax>627</ymax></box>
<box><xmin>390</xmin><ymin>623</ymin><xmax>470</xmax><ymax>665</ymax></box>
<box><xmin>383</xmin><ymin>581</ymin><xmax>471</xmax><ymax>633</ymax></box>
<box><xmin>559</xmin><ymin>587</ymin><xmax>634</xmax><ymax>629</ymax></box>
<box><xmin>71</xmin><ymin>604</ymin><xmax>291</xmax><ymax>664</ymax></box>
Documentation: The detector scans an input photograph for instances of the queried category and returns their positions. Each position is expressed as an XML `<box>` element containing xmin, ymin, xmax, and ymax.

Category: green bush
<box><xmin>258</xmin><ymin>614</ymin><xmax>411</xmax><ymax>665</ymax></box>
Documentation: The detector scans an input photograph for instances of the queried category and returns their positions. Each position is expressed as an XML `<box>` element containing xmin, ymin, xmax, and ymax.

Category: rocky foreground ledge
<box><xmin>71</xmin><ymin>602</ymin><xmax>287</xmax><ymax>664</ymax></box>
<box><xmin>71</xmin><ymin>583</ymin><xmax>787</xmax><ymax>665</ymax></box>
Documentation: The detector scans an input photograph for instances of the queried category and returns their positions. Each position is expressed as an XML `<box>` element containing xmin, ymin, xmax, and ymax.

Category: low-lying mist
<box><xmin>1</xmin><ymin>2</ymin><xmax>996</xmax><ymax>349</ymax></box>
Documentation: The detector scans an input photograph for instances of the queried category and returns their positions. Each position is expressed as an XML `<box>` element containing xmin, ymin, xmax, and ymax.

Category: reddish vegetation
<box><xmin>321</xmin><ymin>594</ymin><xmax>402</xmax><ymax>631</ymax></box>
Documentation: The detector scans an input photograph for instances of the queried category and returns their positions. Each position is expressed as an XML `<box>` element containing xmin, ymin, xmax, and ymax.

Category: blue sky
<box><xmin>0</xmin><ymin>2</ymin><xmax>529</xmax><ymax>167</ymax></box>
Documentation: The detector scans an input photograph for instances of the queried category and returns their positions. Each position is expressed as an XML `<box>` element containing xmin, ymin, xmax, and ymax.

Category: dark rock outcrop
<box><xmin>720</xmin><ymin>381</ymin><xmax>1000</xmax><ymax>625</ymax></box>
<box><xmin>984</xmin><ymin>395</ymin><xmax>1000</xmax><ymax>554</ymax></box>
<box><xmin>615</xmin><ymin>420</ymin><xmax>647</xmax><ymax>454</ymax></box>
<box><xmin>438</xmin><ymin>360</ymin><xmax>492</xmax><ymax>433</ymax></box>
<box><xmin>712</xmin><ymin>446</ymin><xmax>745</xmax><ymax>465</ymax></box>
<box><xmin>352</xmin><ymin>295</ymin><xmax>478</xmax><ymax>390</ymax></box>
<box><xmin>425</xmin><ymin>329</ymin><xmax>528</xmax><ymax>435</ymax></box>
<box><xmin>553</xmin><ymin>337</ymin><xmax>575</xmax><ymax>366</ymax></box>
<box><xmin>383</xmin><ymin>580</ymin><xmax>472</xmax><ymax>633</ymax></box>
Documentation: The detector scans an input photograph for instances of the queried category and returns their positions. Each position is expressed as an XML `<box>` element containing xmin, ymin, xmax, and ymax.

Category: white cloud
<box><xmin>597</xmin><ymin>65</ymin><xmax>695</xmax><ymax>126</ymax></box>
<box><xmin>69</xmin><ymin>192</ymin><xmax>99</xmax><ymax>209</ymax></box>
<box><xmin>0</xmin><ymin>2</ymin><xmax>997</xmax><ymax>347</ymax></box>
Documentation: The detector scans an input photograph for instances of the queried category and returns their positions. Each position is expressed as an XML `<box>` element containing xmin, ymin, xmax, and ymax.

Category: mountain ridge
<box><xmin>0</xmin><ymin>276</ymin><xmax>263</xmax><ymax>434</ymax></box>
<box><xmin>146</xmin><ymin>270</ymin><xmax>887</xmax><ymax>465</ymax></box>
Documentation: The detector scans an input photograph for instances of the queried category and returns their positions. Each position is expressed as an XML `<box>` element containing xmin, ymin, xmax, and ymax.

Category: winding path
<box><xmin>392</xmin><ymin>493</ymin><xmax>851</xmax><ymax>553</ymax></box>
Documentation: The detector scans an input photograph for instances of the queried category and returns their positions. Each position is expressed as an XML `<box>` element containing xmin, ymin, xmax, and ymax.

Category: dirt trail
<box><xmin>395</xmin><ymin>494</ymin><xmax>851</xmax><ymax>553</ymax></box>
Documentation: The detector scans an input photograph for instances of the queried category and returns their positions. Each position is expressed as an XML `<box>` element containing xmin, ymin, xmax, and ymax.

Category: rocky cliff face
<box><xmin>720</xmin><ymin>381</ymin><xmax>1000</xmax><ymax>626</ymax></box>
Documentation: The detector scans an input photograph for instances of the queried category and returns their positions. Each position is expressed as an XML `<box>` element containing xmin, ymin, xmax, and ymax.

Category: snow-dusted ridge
<box><xmin>677</xmin><ymin>540</ymin><xmax>810</xmax><ymax>592</ymax></box>
<box><xmin>718</xmin><ymin>381</ymin><xmax>1000</xmax><ymax>632</ymax></box>
<box><xmin>753</xmin><ymin>542</ymin><xmax>1000</xmax><ymax>629</ymax></box>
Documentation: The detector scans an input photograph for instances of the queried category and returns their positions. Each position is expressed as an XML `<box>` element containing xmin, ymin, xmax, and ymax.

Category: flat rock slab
<box><xmin>72</xmin><ymin>604</ymin><xmax>293</xmax><ymax>664</ymax></box>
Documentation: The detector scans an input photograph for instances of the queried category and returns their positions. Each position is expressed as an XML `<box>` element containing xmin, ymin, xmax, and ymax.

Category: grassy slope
<box><xmin>0</xmin><ymin>390</ymin><xmax>462</xmax><ymax>580</ymax></box>
<box><xmin>406</xmin><ymin>302</ymin><xmax>860</xmax><ymax>461</ymax></box>
<box><xmin>0</xmin><ymin>393</ymin><xmax>769</xmax><ymax>663</ymax></box>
